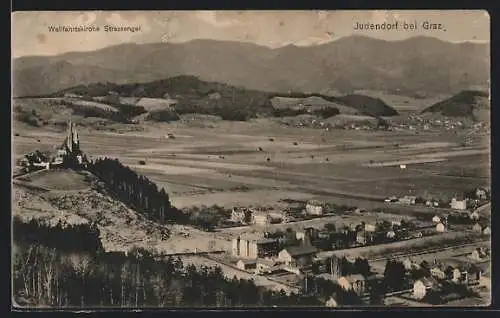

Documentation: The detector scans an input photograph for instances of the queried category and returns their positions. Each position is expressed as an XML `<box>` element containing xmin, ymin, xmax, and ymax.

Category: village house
<box><xmin>402</xmin><ymin>258</ymin><xmax>420</xmax><ymax>271</ymax></box>
<box><xmin>325</xmin><ymin>295</ymin><xmax>338</xmax><ymax>307</ymax></box>
<box><xmin>355</xmin><ymin>207</ymin><xmax>368</xmax><ymax>213</ymax></box>
<box><xmin>337</xmin><ymin>274</ymin><xmax>366</xmax><ymax>296</ymax></box>
<box><xmin>295</xmin><ymin>227</ymin><xmax>319</xmax><ymax>245</ymax></box>
<box><xmin>472</xmin><ymin>222</ymin><xmax>491</xmax><ymax>235</ymax></box>
<box><xmin>236</xmin><ymin>259</ymin><xmax>257</xmax><ymax>271</ymax></box>
<box><xmin>278</xmin><ymin>246</ymin><xmax>319</xmax><ymax>268</ymax></box>
<box><xmin>413</xmin><ymin>231</ymin><xmax>423</xmax><ymax>238</ymax></box>
<box><xmin>251</xmin><ymin>213</ymin><xmax>280</xmax><ymax>226</ymax></box>
<box><xmin>255</xmin><ymin>258</ymin><xmax>281</xmax><ymax>274</ymax></box>
<box><xmin>482</xmin><ymin>226</ymin><xmax>491</xmax><ymax>236</ymax></box>
<box><xmin>391</xmin><ymin>220</ymin><xmax>402</xmax><ymax>227</ymax></box>
<box><xmin>435</xmin><ymin>222</ymin><xmax>446</xmax><ymax>233</ymax></box>
<box><xmin>430</xmin><ymin>264</ymin><xmax>447</xmax><ymax>280</ymax></box>
<box><xmin>232</xmin><ymin>236</ymin><xmax>280</xmax><ymax>259</ymax></box>
<box><xmin>469</xmin><ymin>247</ymin><xmax>490</xmax><ymax>262</ymax></box>
<box><xmin>475</xmin><ymin>187</ymin><xmax>489</xmax><ymax>200</ymax></box>
<box><xmin>356</xmin><ymin>231</ymin><xmax>368</xmax><ymax>245</ymax></box>
<box><xmin>364</xmin><ymin>223</ymin><xmax>376</xmax><ymax>232</ymax></box>
<box><xmin>231</xmin><ymin>207</ymin><xmax>253</xmax><ymax>224</ymax></box>
<box><xmin>318</xmin><ymin>231</ymin><xmax>330</xmax><ymax>240</ymax></box>
<box><xmin>413</xmin><ymin>277</ymin><xmax>441</xmax><ymax>300</ymax></box>
<box><xmin>469</xmin><ymin>210</ymin><xmax>480</xmax><ymax>221</ymax></box>
<box><xmin>443</xmin><ymin>259</ymin><xmax>482</xmax><ymax>285</ymax></box>
<box><xmin>295</xmin><ymin>231</ymin><xmax>310</xmax><ymax>245</ymax></box>
<box><xmin>305</xmin><ymin>200</ymin><xmax>324</xmax><ymax>216</ymax></box>
<box><xmin>426</xmin><ymin>200</ymin><xmax>437</xmax><ymax>207</ymax></box>
<box><xmin>339</xmin><ymin>226</ymin><xmax>350</xmax><ymax>235</ymax></box>
<box><xmin>479</xmin><ymin>273</ymin><xmax>491</xmax><ymax>290</ymax></box>
<box><xmin>450</xmin><ymin>198</ymin><xmax>467</xmax><ymax>210</ymax></box>
<box><xmin>472</xmin><ymin>222</ymin><xmax>482</xmax><ymax>233</ymax></box>
<box><xmin>399</xmin><ymin>195</ymin><xmax>416</xmax><ymax>205</ymax></box>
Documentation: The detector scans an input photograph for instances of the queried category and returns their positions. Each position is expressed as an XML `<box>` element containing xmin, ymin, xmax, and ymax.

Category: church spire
<box><xmin>66</xmin><ymin>121</ymin><xmax>73</xmax><ymax>153</ymax></box>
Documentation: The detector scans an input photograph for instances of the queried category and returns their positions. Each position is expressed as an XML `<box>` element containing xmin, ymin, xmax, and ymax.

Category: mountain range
<box><xmin>13</xmin><ymin>36</ymin><xmax>490</xmax><ymax>98</ymax></box>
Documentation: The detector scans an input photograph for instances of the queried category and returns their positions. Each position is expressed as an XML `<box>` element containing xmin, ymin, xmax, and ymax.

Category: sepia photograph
<box><xmin>11</xmin><ymin>10</ymin><xmax>491</xmax><ymax>309</ymax></box>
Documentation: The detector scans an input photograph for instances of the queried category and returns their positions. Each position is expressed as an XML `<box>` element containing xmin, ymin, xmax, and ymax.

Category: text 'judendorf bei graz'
<box><xmin>353</xmin><ymin>20</ymin><xmax>446</xmax><ymax>31</ymax></box>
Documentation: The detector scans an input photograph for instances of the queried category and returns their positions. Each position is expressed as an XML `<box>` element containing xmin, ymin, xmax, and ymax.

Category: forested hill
<box><xmin>47</xmin><ymin>75</ymin><xmax>398</xmax><ymax>120</ymax></box>
<box><xmin>421</xmin><ymin>90</ymin><xmax>489</xmax><ymax>121</ymax></box>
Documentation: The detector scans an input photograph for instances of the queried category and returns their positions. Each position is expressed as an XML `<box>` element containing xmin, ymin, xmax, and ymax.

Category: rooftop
<box><xmin>441</xmin><ymin>259</ymin><xmax>474</xmax><ymax>272</ymax></box>
<box><xmin>307</xmin><ymin>200</ymin><xmax>324</xmax><ymax>206</ymax></box>
<box><xmin>254</xmin><ymin>238</ymin><xmax>278</xmax><ymax>244</ymax></box>
<box><xmin>418</xmin><ymin>276</ymin><xmax>440</xmax><ymax>288</ymax></box>
<box><xmin>257</xmin><ymin>258</ymin><xmax>278</xmax><ymax>267</ymax></box>
<box><xmin>281</xmin><ymin>245</ymin><xmax>319</xmax><ymax>257</ymax></box>
<box><xmin>341</xmin><ymin>274</ymin><xmax>365</xmax><ymax>283</ymax></box>
<box><xmin>237</xmin><ymin>259</ymin><xmax>257</xmax><ymax>265</ymax></box>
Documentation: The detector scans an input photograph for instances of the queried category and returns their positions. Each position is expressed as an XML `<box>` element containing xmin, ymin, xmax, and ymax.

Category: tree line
<box><xmin>302</xmin><ymin>276</ymin><xmax>364</xmax><ymax>306</ymax></box>
<box><xmin>13</xmin><ymin>216</ymin><xmax>103</xmax><ymax>253</ymax></box>
<box><xmin>13</xmin><ymin>241</ymin><xmax>327</xmax><ymax>308</ymax></box>
<box><xmin>87</xmin><ymin>158</ymin><xmax>234</xmax><ymax>231</ymax></box>
<box><xmin>87</xmin><ymin>158</ymin><xmax>185</xmax><ymax>225</ymax></box>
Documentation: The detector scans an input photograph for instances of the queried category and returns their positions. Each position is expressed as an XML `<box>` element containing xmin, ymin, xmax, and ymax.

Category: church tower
<box><xmin>72</xmin><ymin>125</ymin><xmax>80</xmax><ymax>151</ymax></box>
<box><xmin>66</xmin><ymin>121</ymin><xmax>74</xmax><ymax>153</ymax></box>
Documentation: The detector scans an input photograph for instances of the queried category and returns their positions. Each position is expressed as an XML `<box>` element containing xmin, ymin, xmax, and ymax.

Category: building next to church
<box><xmin>20</xmin><ymin>121</ymin><xmax>87</xmax><ymax>171</ymax></box>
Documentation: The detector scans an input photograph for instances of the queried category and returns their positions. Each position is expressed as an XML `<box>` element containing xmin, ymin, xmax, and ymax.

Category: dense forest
<box><xmin>88</xmin><ymin>157</ymin><xmax>235</xmax><ymax>231</ymax></box>
<box><xmin>13</xmin><ymin>238</ymin><xmax>332</xmax><ymax>308</ymax></box>
<box><xmin>87</xmin><ymin>158</ymin><xmax>184</xmax><ymax>225</ymax></box>
<box><xmin>12</xmin><ymin>214</ymin><xmax>364</xmax><ymax>307</ymax></box>
<box><xmin>13</xmin><ymin>216</ymin><xmax>103</xmax><ymax>253</ymax></box>
<box><xmin>421</xmin><ymin>90</ymin><xmax>489</xmax><ymax>117</ymax></box>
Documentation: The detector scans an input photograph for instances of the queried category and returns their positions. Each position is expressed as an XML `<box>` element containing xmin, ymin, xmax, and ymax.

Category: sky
<box><xmin>12</xmin><ymin>10</ymin><xmax>490</xmax><ymax>58</ymax></box>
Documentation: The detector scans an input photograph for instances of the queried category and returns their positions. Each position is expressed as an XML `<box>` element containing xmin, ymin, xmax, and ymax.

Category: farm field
<box><xmin>13</xmin><ymin>119</ymin><xmax>489</xmax><ymax>213</ymax></box>
<box><xmin>13</xmin><ymin>116</ymin><xmax>490</xmax><ymax>269</ymax></box>
<box><xmin>334</xmin><ymin>175</ymin><xmax>487</xmax><ymax>198</ymax></box>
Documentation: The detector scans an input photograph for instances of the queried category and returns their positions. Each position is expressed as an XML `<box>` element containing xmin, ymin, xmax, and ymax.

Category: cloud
<box><xmin>104</xmin><ymin>12</ymin><xmax>152</xmax><ymax>33</ymax></box>
<box><xmin>370</xmin><ymin>10</ymin><xmax>392</xmax><ymax>24</ymax></box>
<box><xmin>195</xmin><ymin>11</ymin><xmax>242</xmax><ymax>28</ymax></box>
<box><xmin>74</xmin><ymin>12</ymin><xmax>97</xmax><ymax>25</ymax></box>
<box><xmin>11</xmin><ymin>11</ymin><xmax>490</xmax><ymax>57</ymax></box>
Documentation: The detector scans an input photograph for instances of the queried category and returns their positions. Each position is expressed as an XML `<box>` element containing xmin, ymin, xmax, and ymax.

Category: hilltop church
<box><xmin>53</xmin><ymin>121</ymin><xmax>87</xmax><ymax>167</ymax></box>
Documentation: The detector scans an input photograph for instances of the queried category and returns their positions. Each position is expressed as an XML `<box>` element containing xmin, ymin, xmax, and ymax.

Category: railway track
<box><xmin>369</xmin><ymin>239</ymin><xmax>490</xmax><ymax>262</ymax></box>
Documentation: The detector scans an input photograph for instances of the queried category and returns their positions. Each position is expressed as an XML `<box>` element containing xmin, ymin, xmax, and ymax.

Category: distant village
<box><xmin>285</xmin><ymin>113</ymin><xmax>487</xmax><ymax>138</ymax></box>
<box><xmin>197</xmin><ymin>182</ymin><xmax>491</xmax><ymax>306</ymax></box>
<box><xmin>216</xmin><ymin>194</ymin><xmax>491</xmax><ymax>305</ymax></box>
